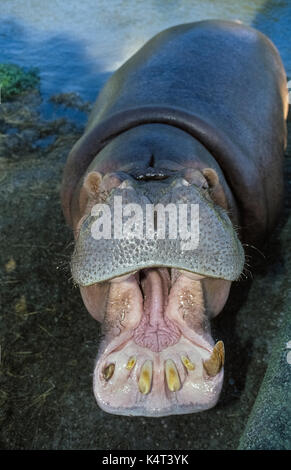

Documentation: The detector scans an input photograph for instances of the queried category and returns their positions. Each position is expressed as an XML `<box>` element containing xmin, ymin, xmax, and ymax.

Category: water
<box><xmin>0</xmin><ymin>0</ymin><xmax>290</xmax><ymax>111</ymax></box>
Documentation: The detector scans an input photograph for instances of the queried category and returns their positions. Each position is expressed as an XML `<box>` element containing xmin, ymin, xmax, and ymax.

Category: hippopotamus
<box><xmin>61</xmin><ymin>20</ymin><xmax>288</xmax><ymax>417</ymax></box>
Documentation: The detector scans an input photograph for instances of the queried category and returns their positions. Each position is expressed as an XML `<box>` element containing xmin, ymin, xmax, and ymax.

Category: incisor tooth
<box><xmin>103</xmin><ymin>363</ymin><xmax>115</xmax><ymax>381</ymax></box>
<box><xmin>138</xmin><ymin>360</ymin><xmax>153</xmax><ymax>394</ymax></box>
<box><xmin>181</xmin><ymin>355</ymin><xmax>195</xmax><ymax>371</ymax></box>
<box><xmin>126</xmin><ymin>356</ymin><xmax>136</xmax><ymax>370</ymax></box>
<box><xmin>165</xmin><ymin>359</ymin><xmax>181</xmax><ymax>392</ymax></box>
<box><xmin>203</xmin><ymin>341</ymin><xmax>225</xmax><ymax>376</ymax></box>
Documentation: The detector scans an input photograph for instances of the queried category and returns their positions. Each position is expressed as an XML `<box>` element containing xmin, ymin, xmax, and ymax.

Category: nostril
<box><xmin>131</xmin><ymin>167</ymin><xmax>174</xmax><ymax>181</ymax></box>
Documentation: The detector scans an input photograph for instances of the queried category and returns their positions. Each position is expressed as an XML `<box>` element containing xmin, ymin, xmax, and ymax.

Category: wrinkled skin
<box><xmin>61</xmin><ymin>20</ymin><xmax>288</xmax><ymax>416</ymax></box>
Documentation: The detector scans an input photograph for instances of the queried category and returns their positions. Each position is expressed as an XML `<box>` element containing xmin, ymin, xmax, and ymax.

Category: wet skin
<box><xmin>61</xmin><ymin>21</ymin><xmax>288</xmax><ymax>416</ymax></box>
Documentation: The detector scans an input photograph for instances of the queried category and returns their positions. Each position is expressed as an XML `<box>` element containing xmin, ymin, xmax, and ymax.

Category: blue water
<box><xmin>0</xmin><ymin>0</ymin><xmax>290</xmax><ymax>120</ymax></box>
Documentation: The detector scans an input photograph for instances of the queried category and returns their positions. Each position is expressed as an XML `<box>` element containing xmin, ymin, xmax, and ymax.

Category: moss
<box><xmin>0</xmin><ymin>63</ymin><xmax>40</xmax><ymax>101</ymax></box>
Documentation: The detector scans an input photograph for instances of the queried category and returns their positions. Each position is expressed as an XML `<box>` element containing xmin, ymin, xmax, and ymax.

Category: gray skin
<box><xmin>61</xmin><ymin>20</ymin><xmax>288</xmax><ymax>417</ymax></box>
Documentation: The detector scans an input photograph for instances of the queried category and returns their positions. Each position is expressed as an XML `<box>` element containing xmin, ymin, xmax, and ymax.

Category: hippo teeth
<box><xmin>138</xmin><ymin>360</ymin><xmax>153</xmax><ymax>394</ymax></box>
<box><xmin>203</xmin><ymin>341</ymin><xmax>225</xmax><ymax>376</ymax></box>
<box><xmin>126</xmin><ymin>356</ymin><xmax>137</xmax><ymax>370</ymax></box>
<box><xmin>165</xmin><ymin>359</ymin><xmax>181</xmax><ymax>392</ymax></box>
<box><xmin>101</xmin><ymin>349</ymin><xmax>223</xmax><ymax>393</ymax></box>
<box><xmin>181</xmin><ymin>355</ymin><xmax>195</xmax><ymax>371</ymax></box>
<box><xmin>103</xmin><ymin>363</ymin><xmax>115</xmax><ymax>381</ymax></box>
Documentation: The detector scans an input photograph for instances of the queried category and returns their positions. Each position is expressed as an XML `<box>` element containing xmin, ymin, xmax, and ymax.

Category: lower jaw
<box><xmin>93</xmin><ymin>332</ymin><xmax>224</xmax><ymax>417</ymax></box>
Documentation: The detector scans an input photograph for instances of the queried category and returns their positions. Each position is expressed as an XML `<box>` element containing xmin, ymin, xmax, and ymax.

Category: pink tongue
<box><xmin>133</xmin><ymin>269</ymin><xmax>180</xmax><ymax>352</ymax></box>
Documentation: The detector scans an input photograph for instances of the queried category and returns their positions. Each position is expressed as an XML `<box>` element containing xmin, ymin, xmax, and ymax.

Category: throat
<box><xmin>133</xmin><ymin>268</ymin><xmax>181</xmax><ymax>352</ymax></box>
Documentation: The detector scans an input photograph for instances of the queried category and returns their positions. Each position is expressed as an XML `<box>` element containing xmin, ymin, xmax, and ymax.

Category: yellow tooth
<box><xmin>126</xmin><ymin>356</ymin><xmax>136</xmax><ymax>370</ymax></box>
<box><xmin>203</xmin><ymin>341</ymin><xmax>225</xmax><ymax>376</ymax></box>
<box><xmin>103</xmin><ymin>363</ymin><xmax>115</xmax><ymax>381</ymax></box>
<box><xmin>165</xmin><ymin>359</ymin><xmax>181</xmax><ymax>392</ymax></box>
<box><xmin>181</xmin><ymin>355</ymin><xmax>195</xmax><ymax>371</ymax></box>
<box><xmin>218</xmin><ymin>340</ymin><xmax>225</xmax><ymax>366</ymax></box>
<box><xmin>138</xmin><ymin>360</ymin><xmax>153</xmax><ymax>394</ymax></box>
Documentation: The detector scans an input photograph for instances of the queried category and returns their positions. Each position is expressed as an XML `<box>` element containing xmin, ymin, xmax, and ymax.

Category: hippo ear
<box><xmin>202</xmin><ymin>168</ymin><xmax>228</xmax><ymax>210</ymax></box>
<box><xmin>78</xmin><ymin>171</ymin><xmax>103</xmax><ymax>217</ymax></box>
<box><xmin>83</xmin><ymin>171</ymin><xmax>103</xmax><ymax>197</ymax></box>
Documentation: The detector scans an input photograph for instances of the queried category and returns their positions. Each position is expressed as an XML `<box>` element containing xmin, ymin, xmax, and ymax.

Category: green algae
<box><xmin>0</xmin><ymin>64</ymin><xmax>40</xmax><ymax>101</ymax></box>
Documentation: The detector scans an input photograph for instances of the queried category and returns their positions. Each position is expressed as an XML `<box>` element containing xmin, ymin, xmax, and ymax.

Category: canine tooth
<box><xmin>103</xmin><ymin>363</ymin><xmax>115</xmax><ymax>381</ymax></box>
<box><xmin>203</xmin><ymin>341</ymin><xmax>225</xmax><ymax>376</ymax></box>
<box><xmin>181</xmin><ymin>355</ymin><xmax>195</xmax><ymax>371</ymax></box>
<box><xmin>126</xmin><ymin>356</ymin><xmax>136</xmax><ymax>370</ymax></box>
<box><xmin>165</xmin><ymin>359</ymin><xmax>181</xmax><ymax>392</ymax></box>
<box><xmin>138</xmin><ymin>360</ymin><xmax>153</xmax><ymax>394</ymax></box>
<box><xmin>218</xmin><ymin>341</ymin><xmax>225</xmax><ymax>366</ymax></box>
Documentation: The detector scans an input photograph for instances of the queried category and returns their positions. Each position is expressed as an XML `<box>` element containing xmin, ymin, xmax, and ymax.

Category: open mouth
<box><xmin>92</xmin><ymin>267</ymin><xmax>225</xmax><ymax>417</ymax></box>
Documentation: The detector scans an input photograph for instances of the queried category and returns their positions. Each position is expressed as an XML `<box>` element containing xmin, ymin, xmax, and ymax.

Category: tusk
<box><xmin>103</xmin><ymin>363</ymin><xmax>115</xmax><ymax>381</ymax></box>
<box><xmin>203</xmin><ymin>341</ymin><xmax>225</xmax><ymax>376</ymax></box>
<box><xmin>165</xmin><ymin>359</ymin><xmax>181</xmax><ymax>392</ymax></box>
<box><xmin>138</xmin><ymin>360</ymin><xmax>153</xmax><ymax>394</ymax></box>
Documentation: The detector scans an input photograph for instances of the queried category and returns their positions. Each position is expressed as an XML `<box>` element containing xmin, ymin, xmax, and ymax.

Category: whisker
<box><xmin>242</xmin><ymin>243</ymin><xmax>266</xmax><ymax>260</ymax></box>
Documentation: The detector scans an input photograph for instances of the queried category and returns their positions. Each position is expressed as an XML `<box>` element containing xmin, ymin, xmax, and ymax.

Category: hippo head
<box><xmin>71</xmin><ymin>168</ymin><xmax>244</xmax><ymax>417</ymax></box>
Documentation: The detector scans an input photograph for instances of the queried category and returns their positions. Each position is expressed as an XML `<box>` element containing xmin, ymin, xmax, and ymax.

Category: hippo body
<box><xmin>61</xmin><ymin>20</ymin><xmax>288</xmax><ymax>416</ymax></box>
